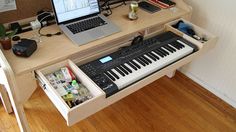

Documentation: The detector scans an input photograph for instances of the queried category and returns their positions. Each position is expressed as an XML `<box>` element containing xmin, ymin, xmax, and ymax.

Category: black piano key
<box><xmin>139</xmin><ymin>56</ymin><xmax>149</xmax><ymax>65</ymax></box>
<box><xmin>114</xmin><ymin>67</ymin><xmax>125</xmax><ymax>76</ymax></box>
<box><xmin>135</xmin><ymin>58</ymin><xmax>146</xmax><ymax>66</ymax></box>
<box><xmin>118</xmin><ymin>65</ymin><xmax>129</xmax><ymax>75</ymax></box>
<box><xmin>142</xmin><ymin>55</ymin><xmax>152</xmax><ymax>64</ymax></box>
<box><xmin>156</xmin><ymin>49</ymin><xmax>167</xmax><ymax>56</ymax></box>
<box><xmin>177</xmin><ymin>40</ymin><xmax>185</xmax><ymax>48</ymax></box>
<box><xmin>170</xmin><ymin>42</ymin><xmax>181</xmax><ymax>50</ymax></box>
<box><xmin>121</xmin><ymin>64</ymin><xmax>132</xmax><ymax>73</ymax></box>
<box><xmin>160</xmin><ymin>47</ymin><xmax>169</xmax><ymax>55</ymax></box>
<box><xmin>168</xmin><ymin>44</ymin><xmax>178</xmax><ymax>51</ymax></box>
<box><xmin>130</xmin><ymin>60</ymin><xmax>141</xmax><ymax>69</ymax></box>
<box><xmin>167</xmin><ymin>44</ymin><xmax>176</xmax><ymax>52</ymax></box>
<box><xmin>153</xmin><ymin>50</ymin><xmax>164</xmax><ymax>57</ymax></box>
<box><xmin>104</xmin><ymin>71</ymin><xmax>116</xmax><ymax>81</ymax></box>
<box><xmin>108</xmin><ymin>69</ymin><xmax>119</xmax><ymax>79</ymax></box>
<box><xmin>127</xmin><ymin>62</ymin><xmax>138</xmax><ymax>70</ymax></box>
<box><xmin>164</xmin><ymin>45</ymin><xmax>174</xmax><ymax>53</ymax></box>
<box><xmin>146</xmin><ymin>53</ymin><xmax>156</xmax><ymax>61</ymax></box>
<box><xmin>175</xmin><ymin>42</ymin><xmax>184</xmax><ymax>49</ymax></box>
<box><xmin>150</xmin><ymin>52</ymin><xmax>160</xmax><ymax>60</ymax></box>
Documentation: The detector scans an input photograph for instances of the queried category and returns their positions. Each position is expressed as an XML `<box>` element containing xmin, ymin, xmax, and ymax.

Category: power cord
<box><xmin>38</xmin><ymin>26</ymin><xmax>62</xmax><ymax>37</ymax></box>
<box><xmin>36</xmin><ymin>12</ymin><xmax>62</xmax><ymax>37</ymax></box>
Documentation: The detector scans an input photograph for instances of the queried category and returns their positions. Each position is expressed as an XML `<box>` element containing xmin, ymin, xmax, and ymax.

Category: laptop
<box><xmin>51</xmin><ymin>0</ymin><xmax>120</xmax><ymax>45</ymax></box>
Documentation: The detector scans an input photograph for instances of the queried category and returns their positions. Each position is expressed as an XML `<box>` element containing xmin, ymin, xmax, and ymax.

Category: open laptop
<box><xmin>51</xmin><ymin>0</ymin><xmax>120</xmax><ymax>45</ymax></box>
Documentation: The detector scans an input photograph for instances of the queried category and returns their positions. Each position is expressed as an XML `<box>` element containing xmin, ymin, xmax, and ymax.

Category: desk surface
<box><xmin>2</xmin><ymin>4</ymin><xmax>190</xmax><ymax>75</ymax></box>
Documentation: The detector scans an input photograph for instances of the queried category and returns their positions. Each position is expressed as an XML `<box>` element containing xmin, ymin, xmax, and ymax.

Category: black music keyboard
<box><xmin>79</xmin><ymin>31</ymin><xmax>198</xmax><ymax>97</ymax></box>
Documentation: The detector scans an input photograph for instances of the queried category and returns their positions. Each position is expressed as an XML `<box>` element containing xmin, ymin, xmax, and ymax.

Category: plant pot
<box><xmin>0</xmin><ymin>39</ymin><xmax>12</xmax><ymax>50</ymax></box>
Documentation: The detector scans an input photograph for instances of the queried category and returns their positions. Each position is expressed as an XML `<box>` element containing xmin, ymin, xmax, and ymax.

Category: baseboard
<box><xmin>180</xmin><ymin>70</ymin><xmax>236</xmax><ymax>108</ymax></box>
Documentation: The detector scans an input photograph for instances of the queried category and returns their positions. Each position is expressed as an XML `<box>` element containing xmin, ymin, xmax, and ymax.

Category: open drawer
<box><xmin>35</xmin><ymin>60</ymin><xmax>105</xmax><ymax>126</ymax></box>
<box><xmin>165</xmin><ymin>18</ymin><xmax>218</xmax><ymax>52</ymax></box>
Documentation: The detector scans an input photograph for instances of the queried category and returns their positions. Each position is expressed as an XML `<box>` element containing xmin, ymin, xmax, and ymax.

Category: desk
<box><xmin>0</xmin><ymin>1</ymin><xmax>217</xmax><ymax>131</ymax></box>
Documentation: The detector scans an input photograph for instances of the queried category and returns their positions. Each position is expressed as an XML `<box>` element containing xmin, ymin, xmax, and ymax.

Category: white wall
<box><xmin>181</xmin><ymin>0</ymin><xmax>236</xmax><ymax>108</ymax></box>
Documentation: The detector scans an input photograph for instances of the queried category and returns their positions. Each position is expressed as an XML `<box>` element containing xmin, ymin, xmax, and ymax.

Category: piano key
<box><xmin>104</xmin><ymin>71</ymin><xmax>116</xmax><ymax>81</ymax></box>
<box><xmin>139</xmin><ymin>56</ymin><xmax>149</xmax><ymax>65</ymax></box>
<box><xmin>109</xmin><ymin>69</ymin><xmax>119</xmax><ymax>79</ymax></box>
<box><xmin>166</xmin><ymin>44</ymin><xmax>176</xmax><ymax>52</ymax></box>
<box><xmin>143</xmin><ymin>55</ymin><xmax>152</xmax><ymax>64</ymax></box>
<box><xmin>135</xmin><ymin>57</ymin><xmax>146</xmax><ymax>66</ymax></box>
<box><xmin>144</xmin><ymin>55</ymin><xmax>155</xmax><ymax>64</ymax></box>
<box><xmin>112</xmin><ymin>42</ymin><xmax>194</xmax><ymax>89</ymax></box>
<box><xmin>156</xmin><ymin>49</ymin><xmax>167</xmax><ymax>56</ymax></box>
<box><xmin>146</xmin><ymin>53</ymin><xmax>157</xmax><ymax>61</ymax></box>
<box><xmin>130</xmin><ymin>60</ymin><xmax>141</xmax><ymax>69</ymax></box>
<box><xmin>118</xmin><ymin>65</ymin><xmax>129</xmax><ymax>75</ymax></box>
<box><xmin>150</xmin><ymin>51</ymin><xmax>160</xmax><ymax>60</ymax></box>
<box><xmin>162</xmin><ymin>47</ymin><xmax>172</xmax><ymax>54</ymax></box>
<box><xmin>170</xmin><ymin>41</ymin><xmax>181</xmax><ymax>50</ymax></box>
<box><xmin>175</xmin><ymin>41</ymin><xmax>184</xmax><ymax>48</ymax></box>
<box><xmin>114</xmin><ymin>67</ymin><xmax>125</xmax><ymax>76</ymax></box>
<box><xmin>121</xmin><ymin>64</ymin><xmax>132</xmax><ymax>73</ymax></box>
<box><xmin>164</xmin><ymin>45</ymin><xmax>174</xmax><ymax>53</ymax></box>
<box><xmin>124</xmin><ymin>63</ymin><xmax>135</xmax><ymax>73</ymax></box>
<box><xmin>160</xmin><ymin>47</ymin><xmax>170</xmax><ymax>55</ymax></box>
<box><xmin>112</xmin><ymin>68</ymin><xmax>123</xmax><ymax>79</ymax></box>
<box><xmin>168</xmin><ymin>44</ymin><xmax>177</xmax><ymax>51</ymax></box>
<box><xmin>127</xmin><ymin>61</ymin><xmax>138</xmax><ymax>70</ymax></box>
<box><xmin>177</xmin><ymin>40</ymin><xmax>186</xmax><ymax>48</ymax></box>
<box><xmin>153</xmin><ymin>50</ymin><xmax>164</xmax><ymax>57</ymax></box>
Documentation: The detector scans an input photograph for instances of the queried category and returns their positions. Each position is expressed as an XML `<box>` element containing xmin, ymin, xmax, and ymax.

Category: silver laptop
<box><xmin>51</xmin><ymin>0</ymin><xmax>120</xmax><ymax>45</ymax></box>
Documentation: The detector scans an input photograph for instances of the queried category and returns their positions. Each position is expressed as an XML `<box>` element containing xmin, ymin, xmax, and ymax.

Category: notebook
<box><xmin>51</xmin><ymin>0</ymin><xmax>120</xmax><ymax>45</ymax></box>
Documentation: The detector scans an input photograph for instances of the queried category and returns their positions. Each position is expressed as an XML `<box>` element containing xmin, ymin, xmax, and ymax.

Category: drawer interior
<box><xmin>36</xmin><ymin>60</ymin><xmax>105</xmax><ymax>125</ymax></box>
<box><xmin>165</xmin><ymin>18</ymin><xmax>217</xmax><ymax>50</ymax></box>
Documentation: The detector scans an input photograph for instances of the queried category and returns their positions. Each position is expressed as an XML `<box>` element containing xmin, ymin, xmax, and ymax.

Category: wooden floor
<box><xmin>1</xmin><ymin>72</ymin><xmax>236</xmax><ymax>132</ymax></box>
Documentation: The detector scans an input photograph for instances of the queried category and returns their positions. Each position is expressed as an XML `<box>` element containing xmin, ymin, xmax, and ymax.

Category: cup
<box><xmin>128</xmin><ymin>1</ymin><xmax>139</xmax><ymax>20</ymax></box>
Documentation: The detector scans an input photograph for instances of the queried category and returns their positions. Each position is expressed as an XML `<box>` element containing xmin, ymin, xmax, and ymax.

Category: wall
<box><xmin>0</xmin><ymin>0</ymin><xmax>51</xmax><ymax>24</ymax></box>
<box><xmin>182</xmin><ymin>0</ymin><xmax>236</xmax><ymax>108</ymax></box>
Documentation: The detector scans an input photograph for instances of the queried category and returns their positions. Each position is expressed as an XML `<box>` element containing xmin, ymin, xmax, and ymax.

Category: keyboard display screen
<box><xmin>99</xmin><ymin>56</ymin><xmax>113</xmax><ymax>63</ymax></box>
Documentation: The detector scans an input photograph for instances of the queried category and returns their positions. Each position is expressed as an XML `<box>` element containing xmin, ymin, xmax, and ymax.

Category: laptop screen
<box><xmin>52</xmin><ymin>0</ymin><xmax>100</xmax><ymax>23</ymax></box>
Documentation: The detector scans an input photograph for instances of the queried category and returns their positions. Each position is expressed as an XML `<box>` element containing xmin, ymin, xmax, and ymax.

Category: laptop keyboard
<box><xmin>67</xmin><ymin>17</ymin><xmax>107</xmax><ymax>34</ymax></box>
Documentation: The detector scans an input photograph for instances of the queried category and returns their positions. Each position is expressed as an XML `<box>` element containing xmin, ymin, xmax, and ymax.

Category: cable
<box><xmin>38</xmin><ymin>26</ymin><xmax>62</xmax><ymax>37</ymax></box>
<box><xmin>39</xmin><ymin>14</ymin><xmax>52</xmax><ymax>23</ymax></box>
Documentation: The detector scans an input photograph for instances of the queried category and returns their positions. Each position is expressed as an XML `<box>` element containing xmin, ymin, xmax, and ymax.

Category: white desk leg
<box><xmin>166</xmin><ymin>70</ymin><xmax>176</xmax><ymax>78</ymax></box>
<box><xmin>6</xmin><ymin>86</ymin><xmax>30</xmax><ymax>132</ymax></box>
<box><xmin>0</xmin><ymin>84</ymin><xmax>13</xmax><ymax>113</ymax></box>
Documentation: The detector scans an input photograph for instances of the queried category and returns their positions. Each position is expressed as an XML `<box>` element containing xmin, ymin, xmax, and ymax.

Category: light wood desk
<box><xmin>0</xmin><ymin>0</ymin><xmax>217</xmax><ymax>131</ymax></box>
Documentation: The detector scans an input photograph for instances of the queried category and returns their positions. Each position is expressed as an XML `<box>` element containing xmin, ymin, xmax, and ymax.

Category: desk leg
<box><xmin>166</xmin><ymin>70</ymin><xmax>176</xmax><ymax>78</ymax></box>
<box><xmin>0</xmin><ymin>84</ymin><xmax>13</xmax><ymax>113</ymax></box>
<box><xmin>7</xmin><ymin>89</ymin><xmax>30</xmax><ymax>132</ymax></box>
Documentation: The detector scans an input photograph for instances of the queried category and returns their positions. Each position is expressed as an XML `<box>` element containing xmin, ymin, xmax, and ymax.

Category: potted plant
<box><xmin>0</xmin><ymin>23</ymin><xmax>17</xmax><ymax>50</ymax></box>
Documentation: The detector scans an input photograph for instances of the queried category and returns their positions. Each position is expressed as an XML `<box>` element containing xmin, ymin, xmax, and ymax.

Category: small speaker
<box><xmin>12</xmin><ymin>39</ymin><xmax>37</xmax><ymax>57</ymax></box>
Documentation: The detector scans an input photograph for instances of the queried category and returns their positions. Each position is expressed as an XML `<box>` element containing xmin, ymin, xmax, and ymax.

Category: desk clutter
<box><xmin>46</xmin><ymin>67</ymin><xmax>93</xmax><ymax>108</ymax></box>
<box><xmin>172</xmin><ymin>20</ymin><xmax>208</xmax><ymax>43</ymax></box>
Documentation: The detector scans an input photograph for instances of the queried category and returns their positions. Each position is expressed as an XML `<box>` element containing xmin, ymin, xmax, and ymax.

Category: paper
<box><xmin>0</xmin><ymin>0</ymin><xmax>17</xmax><ymax>13</ymax></box>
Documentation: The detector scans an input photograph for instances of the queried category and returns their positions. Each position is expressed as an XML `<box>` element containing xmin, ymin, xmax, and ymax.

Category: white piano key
<box><xmin>112</xmin><ymin>42</ymin><xmax>193</xmax><ymax>89</ymax></box>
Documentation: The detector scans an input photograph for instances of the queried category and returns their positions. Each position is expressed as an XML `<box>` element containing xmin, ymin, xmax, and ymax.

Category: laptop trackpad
<box><xmin>89</xmin><ymin>29</ymin><xmax>105</xmax><ymax>39</ymax></box>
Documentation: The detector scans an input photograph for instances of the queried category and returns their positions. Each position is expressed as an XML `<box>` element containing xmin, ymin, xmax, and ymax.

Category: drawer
<box><xmin>165</xmin><ymin>18</ymin><xmax>218</xmax><ymax>52</ymax></box>
<box><xmin>35</xmin><ymin>59</ymin><xmax>105</xmax><ymax>126</ymax></box>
